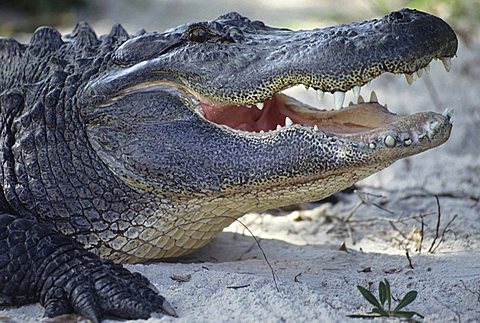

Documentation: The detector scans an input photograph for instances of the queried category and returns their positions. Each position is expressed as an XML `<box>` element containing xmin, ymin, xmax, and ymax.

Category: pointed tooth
<box><xmin>384</xmin><ymin>135</ymin><xmax>396</xmax><ymax>148</ymax></box>
<box><xmin>304</xmin><ymin>84</ymin><xmax>309</xmax><ymax>91</ymax></box>
<box><xmin>256</xmin><ymin>102</ymin><xmax>264</xmax><ymax>110</ymax></box>
<box><xmin>416</xmin><ymin>69</ymin><xmax>423</xmax><ymax>78</ymax></box>
<box><xmin>276</xmin><ymin>124</ymin><xmax>282</xmax><ymax>131</ymax></box>
<box><xmin>357</xmin><ymin>95</ymin><xmax>365</xmax><ymax>104</ymax></box>
<box><xmin>353</xmin><ymin>85</ymin><xmax>361</xmax><ymax>98</ymax></box>
<box><xmin>441</xmin><ymin>57</ymin><xmax>451</xmax><ymax>72</ymax></box>
<box><xmin>369</xmin><ymin>91</ymin><xmax>378</xmax><ymax>103</ymax></box>
<box><xmin>348</xmin><ymin>101</ymin><xmax>354</xmax><ymax>106</ymax></box>
<box><xmin>442</xmin><ymin>108</ymin><xmax>454</xmax><ymax>119</ymax></box>
<box><xmin>285</xmin><ymin>116</ymin><xmax>293</xmax><ymax>128</ymax></box>
<box><xmin>259</xmin><ymin>130</ymin><xmax>264</xmax><ymax>134</ymax></box>
<box><xmin>405</xmin><ymin>73</ymin><xmax>414</xmax><ymax>85</ymax></box>
<box><xmin>313</xmin><ymin>125</ymin><xmax>319</xmax><ymax>132</ymax></box>
<box><xmin>333</xmin><ymin>91</ymin><xmax>345</xmax><ymax>109</ymax></box>
<box><xmin>316</xmin><ymin>89</ymin><xmax>324</xmax><ymax>101</ymax></box>
<box><xmin>424</xmin><ymin>64</ymin><xmax>431</xmax><ymax>74</ymax></box>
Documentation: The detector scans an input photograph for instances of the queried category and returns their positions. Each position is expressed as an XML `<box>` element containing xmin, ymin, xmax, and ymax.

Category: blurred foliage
<box><xmin>1</xmin><ymin>0</ymin><xmax>85</xmax><ymax>14</ymax></box>
<box><xmin>0</xmin><ymin>0</ymin><xmax>86</xmax><ymax>35</ymax></box>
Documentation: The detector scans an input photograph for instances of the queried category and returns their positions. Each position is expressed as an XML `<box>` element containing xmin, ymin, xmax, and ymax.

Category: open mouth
<box><xmin>197</xmin><ymin>58</ymin><xmax>453</xmax><ymax>136</ymax></box>
<box><xmin>200</xmin><ymin>92</ymin><xmax>398</xmax><ymax>134</ymax></box>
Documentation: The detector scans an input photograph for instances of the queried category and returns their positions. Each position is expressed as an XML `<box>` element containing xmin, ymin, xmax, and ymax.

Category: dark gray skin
<box><xmin>0</xmin><ymin>9</ymin><xmax>457</xmax><ymax>322</ymax></box>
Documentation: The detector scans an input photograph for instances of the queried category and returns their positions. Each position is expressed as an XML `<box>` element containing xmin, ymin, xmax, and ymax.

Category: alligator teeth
<box><xmin>313</xmin><ymin>125</ymin><xmax>319</xmax><ymax>132</ymax></box>
<box><xmin>369</xmin><ymin>142</ymin><xmax>376</xmax><ymax>149</ymax></box>
<box><xmin>369</xmin><ymin>91</ymin><xmax>378</xmax><ymax>103</ymax></box>
<box><xmin>353</xmin><ymin>85</ymin><xmax>361</xmax><ymax>98</ymax></box>
<box><xmin>304</xmin><ymin>84</ymin><xmax>309</xmax><ymax>91</ymax></box>
<box><xmin>384</xmin><ymin>135</ymin><xmax>396</xmax><ymax>148</ymax></box>
<box><xmin>276</xmin><ymin>124</ymin><xmax>282</xmax><ymax>131</ymax></box>
<box><xmin>416</xmin><ymin>69</ymin><xmax>423</xmax><ymax>78</ymax></box>
<box><xmin>348</xmin><ymin>101</ymin><xmax>354</xmax><ymax>106</ymax></box>
<box><xmin>333</xmin><ymin>91</ymin><xmax>345</xmax><ymax>109</ymax></box>
<box><xmin>285</xmin><ymin>116</ymin><xmax>293</xmax><ymax>128</ymax></box>
<box><xmin>256</xmin><ymin>102</ymin><xmax>264</xmax><ymax>110</ymax></box>
<box><xmin>357</xmin><ymin>95</ymin><xmax>365</xmax><ymax>104</ymax></box>
<box><xmin>441</xmin><ymin>57</ymin><xmax>451</xmax><ymax>72</ymax></box>
<box><xmin>442</xmin><ymin>108</ymin><xmax>454</xmax><ymax>119</ymax></box>
<box><xmin>424</xmin><ymin>64</ymin><xmax>431</xmax><ymax>74</ymax></box>
<box><xmin>316</xmin><ymin>89</ymin><xmax>324</xmax><ymax>101</ymax></box>
<box><xmin>404</xmin><ymin>138</ymin><xmax>412</xmax><ymax>146</ymax></box>
<box><xmin>405</xmin><ymin>73</ymin><xmax>415</xmax><ymax>85</ymax></box>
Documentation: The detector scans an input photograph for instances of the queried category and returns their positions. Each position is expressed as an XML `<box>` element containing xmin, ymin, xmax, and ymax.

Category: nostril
<box><xmin>391</xmin><ymin>11</ymin><xmax>405</xmax><ymax>20</ymax></box>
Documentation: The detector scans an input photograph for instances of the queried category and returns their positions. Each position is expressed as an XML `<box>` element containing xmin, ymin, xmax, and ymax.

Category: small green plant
<box><xmin>349</xmin><ymin>279</ymin><xmax>424</xmax><ymax>321</ymax></box>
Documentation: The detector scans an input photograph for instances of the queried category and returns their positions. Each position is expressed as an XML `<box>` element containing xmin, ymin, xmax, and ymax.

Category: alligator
<box><xmin>0</xmin><ymin>8</ymin><xmax>457</xmax><ymax>322</ymax></box>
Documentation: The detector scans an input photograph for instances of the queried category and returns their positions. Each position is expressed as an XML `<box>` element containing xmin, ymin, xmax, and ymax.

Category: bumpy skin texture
<box><xmin>0</xmin><ymin>214</ymin><xmax>170</xmax><ymax>322</ymax></box>
<box><xmin>0</xmin><ymin>24</ymin><xmax>177</xmax><ymax>321</ymax></box>
<box><xmin>0</xmin><ymin>9</ymin><xmax>456</xmax><ymax>321</ymax></box>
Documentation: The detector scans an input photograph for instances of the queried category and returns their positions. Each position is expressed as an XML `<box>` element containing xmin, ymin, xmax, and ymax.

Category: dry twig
<box><xmin>428</xmin><ymin>196</ymin><xmax>442</xmax><ymax>253</ymax></box>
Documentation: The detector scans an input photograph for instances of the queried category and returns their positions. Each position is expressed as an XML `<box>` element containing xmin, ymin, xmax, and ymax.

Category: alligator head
<box><xmin>82</xmin><ymin>9</ymin><xmax>457</xmax><ymax>227</ymax></box>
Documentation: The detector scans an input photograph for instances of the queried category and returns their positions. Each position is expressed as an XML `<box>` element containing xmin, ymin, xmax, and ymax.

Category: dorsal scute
<box><xmin>0</xmin><ymin>38</ymin><xmax>25</xmax><ymax>58</ymax></box>
<box><xmin>69</xmin><ymin>21</ymin><xmax>99</xmax><ymax>47</ymax></box>
<box><xmin>30</xmin><ymin>27</ymin><xmax>64</xmax><ymax>50</ymax></box>
<box><xmin>107</xmin><ymin>24</ymin><xmax>129</xmax><ymax>41</ymax></box>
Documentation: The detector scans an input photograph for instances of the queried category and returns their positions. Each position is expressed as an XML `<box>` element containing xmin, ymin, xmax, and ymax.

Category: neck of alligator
<box><xmin>0</xmin><ymin>10</ymin><xmax>456</xmax><ymax>263</ymax></box>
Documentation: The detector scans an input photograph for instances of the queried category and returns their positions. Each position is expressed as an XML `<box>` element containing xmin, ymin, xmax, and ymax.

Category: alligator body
<box><xmin>0</xmin><ymin>9</ymin><xmax>457</xmax><ymax>322</ymax></box>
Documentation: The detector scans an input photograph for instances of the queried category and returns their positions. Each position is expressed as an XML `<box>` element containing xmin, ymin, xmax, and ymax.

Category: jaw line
<box><xmin>104</xmin><ymin>78</ymin><xmax>451</xmax><ymax>144</ymax></box>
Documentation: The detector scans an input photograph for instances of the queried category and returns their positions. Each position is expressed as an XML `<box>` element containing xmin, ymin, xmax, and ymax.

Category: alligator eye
<box><xmin>188</xmin><ymin>27</ymin><xmax>209</xmax><ymax>43</ymax></box>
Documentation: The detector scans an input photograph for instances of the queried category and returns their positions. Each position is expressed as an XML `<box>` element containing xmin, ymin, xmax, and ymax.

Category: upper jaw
<box><xmin>176</xmin><ymin>9</ymin><xmax>457</xmax><ymax>106</ymax></box>
<box><xmin>84</xmin><ymin>9</ymin><xmax>457</xmax><ymax>110</ymax></box>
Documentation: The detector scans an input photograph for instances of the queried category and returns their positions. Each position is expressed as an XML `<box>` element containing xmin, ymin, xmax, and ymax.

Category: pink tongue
<box><xmin>201</xmin><ymin>102</ymin><xmax>262</xmax><ymax>128</ymax></box>
<box><xmin>255</xmin><ymin>98</ymin><xmax>286</xmax><ymax>130</ymax></box>
<box><xmin>200</xmin><ymin>96</ymin><xmax>289</xmax><ymax>132</ymax></box>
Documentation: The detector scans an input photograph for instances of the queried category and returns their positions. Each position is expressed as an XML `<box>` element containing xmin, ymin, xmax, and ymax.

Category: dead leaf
<box><xmin>170</xmin><ymin>274</ymin><xmax>192</xmax><ymax>282</ymax></box>
<box><xmin>384</xmin><ymin>268</ymin><xmax>400</xmax><ymax>274</ymax></box>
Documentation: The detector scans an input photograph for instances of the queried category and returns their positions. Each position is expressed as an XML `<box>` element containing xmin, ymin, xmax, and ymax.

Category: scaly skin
<box><xmin>0</xmin><ymin>9</ymin><xmax>456</xmax><ymax>322</ymax></box>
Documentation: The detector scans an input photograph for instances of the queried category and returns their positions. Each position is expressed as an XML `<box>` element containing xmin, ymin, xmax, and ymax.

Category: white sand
<box><xmin>1</xmin><ymin>20</ymin><xmax>480</xmax><ymax>323</ymax></box>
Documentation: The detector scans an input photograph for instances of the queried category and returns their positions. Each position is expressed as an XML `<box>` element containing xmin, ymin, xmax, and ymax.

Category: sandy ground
<box><xmin>1</xmin><ymin>4</ymin><xmax>480</xmax><ymax>323</ymax></box>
